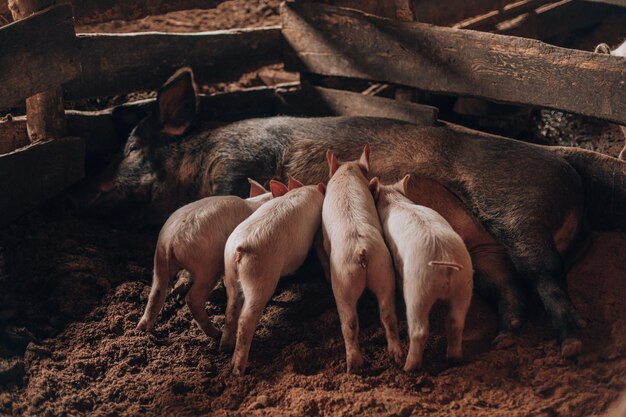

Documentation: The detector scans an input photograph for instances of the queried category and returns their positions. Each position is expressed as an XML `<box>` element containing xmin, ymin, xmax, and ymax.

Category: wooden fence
<box><xmin>0</xmin><ymin>0</ymin><xmax>625</xmax><ymax>225</ymax></box>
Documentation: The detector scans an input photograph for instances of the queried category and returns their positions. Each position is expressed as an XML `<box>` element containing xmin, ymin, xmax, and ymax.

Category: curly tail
<box><xmin>547</xmin><ymin>146</ymin><xmax>626</xmax><ymax>231</ymax></box>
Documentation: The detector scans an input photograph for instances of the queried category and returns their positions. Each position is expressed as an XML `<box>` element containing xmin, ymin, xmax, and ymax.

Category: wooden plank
<box><xmin>289</xmin><ymin>85</ymin><xmax>438</xmax><ymax>125</ymax></box>
<box><xmin>63</xmin><ymin>27</ymin><xmax>282</xmax><ymax>100</ymax></box>
<box><xmin>316</xmin><ymin>1</ymin><xmax>397</xmax><ymax>18</ymax></box>
<box><xmin>0</xmin><ymin>116</ymin><xmax>28</xmax><ymax>154</ymax></box>
<box><xmin>496</xmin><ymin>0</ymin><xmax>621</xmax><ymax>39</ymax></box>
<box><xmin>454</xmin><ymin>0</ymin><xmax>556</xmax><ymax>30</ymax></box>
<box><xmin>584</xmin><ymin>0</ymin><xmax>626</xmax><ymax>7</ymax></box>
<box><xmin>1</xmin><ymin>85</ymin><xmax>300</xmax><ymax>160</ymax></box>
<box><xmin>0</xmin><ymin>4</ymin><xmax>79</xmax><ymax>109</ymax></box>
<box><xmin>0</xmin><ymin>136</ymin><xmax>85</xmax><ymax>226</ymax></box>
<box><xmin>9</xmin><ymin>0</ymin><xmax>68</xmax><ymax>142</ymax></box>
<box><xmin>282</xmin><ymin>2</ymin><xmax>626</xmax><ymax>124</ymax></box>
<box><xmin>78</xmin><ymin>84</ymin><xmax>300</xmax><ymax>158</ymax></box>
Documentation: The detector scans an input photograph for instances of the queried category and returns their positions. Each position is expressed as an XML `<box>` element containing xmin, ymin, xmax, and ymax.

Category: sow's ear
<box><xmin>270</xmin><ymin>180</ymin><xmax>289</xmax><ymax>198</ymax></box>
<box><xmin>368</xmin><ymin>177</ymin><xmax>380</xmax><ymax>201</ymax></box>
<box><xmin>326</xmin><ymin>150</ymin><xmax>339</xmax><ymax>177</ymax></box>
<box><xmin>112</xmin><ymin>105</ymin><xmax>147</xmax><ymax>144</ymax></box>
<box><xmin>317</xmin><ymin>183</ymin><xmax>326</xmax><ymax>195</ymax></box>
<box><xmin>359</xmin><ymin>144</ymin><xmax>371</xmax><ymax>175</ymax></box>
<box><xmin>287</xmin><ymin>175</ymin><xmax>304</xmax><ymax>191</ymax></box>
<box><xmin>248</xmin><ymin>178</ymin><xmax>268</xmax><ymax>197</ymax></box>
<box><xmin>157</xmin><ymin>67</ymin><xmax>197</xmax><ymax>136</ymax></box>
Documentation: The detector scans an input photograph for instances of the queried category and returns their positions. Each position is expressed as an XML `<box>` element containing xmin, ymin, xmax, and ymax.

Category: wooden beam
<box><xmin>0</xmin><ymin>136</ymin><xmax>84</xmax><ymax>226</ymax></box>
<box><xmin>496</xmin><ymin>0</ymin><xmax>621</xmax><ymax>39</ymax></box>
<box><xmin>0</xmin><ymin>4</ymin><xmax>79</xmax><ymax>110</ymax></box>
<box><xmin>282</xmin><ymin>2</ymin><xmax>626</xmax><ymax>124</ymax></box>
<box><xmin>1</xmin><ymin>85</ymin><xmax>301</xmax><ymax>158</ymax></box>
<box><xmin>316</xmin><ymin>1</ymin><xmax>397</xmax><ymax>18</ymax></box>
<box><xmin>289</xmin><ymin>85</ymin><xmax>438</xmax><ymax>125</ymax></box>
<box><xmin>63</xmin><ymin>27</ymin><xmax>282</xmax><ymax>100</ymax></box>
<box><xmin>455</xmin><ymin>0</ymin><xmax>556</xmax><ymax>30</ymax></box>
<box><xmin>0</xmin><ymin>117</ymin><xmax>29</xmax><ymax>154</ymax></box>
<box><xmin>584</xmin><ymin>0</ymin><xmax>626</xmax><ymax>7</ymax></box>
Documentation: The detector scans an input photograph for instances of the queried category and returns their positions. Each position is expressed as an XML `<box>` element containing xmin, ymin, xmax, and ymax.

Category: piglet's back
<box><xmin>226</xmin><ymin>186</ymin><xmax>323</xmax><ymax>263</ymax></box>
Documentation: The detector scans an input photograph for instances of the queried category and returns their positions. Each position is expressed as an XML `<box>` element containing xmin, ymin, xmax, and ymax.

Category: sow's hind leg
<box><xmin>507</xmin><ymin>234</ymin><xmax>582</xmax><ymax>358</ymax></box>
<box><xmin>471</xmin><ymin>248</ymin><xmax>524</xmax><ymax>345</ymax></box>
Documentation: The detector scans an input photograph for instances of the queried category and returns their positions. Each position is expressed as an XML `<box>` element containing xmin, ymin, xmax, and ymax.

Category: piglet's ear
<box><xmin>248</xmin><ymin>178</ymin><xmax>267</xmax><ymax>197</ymax></box>
<box><xmin>368</xmin><ymin>177</ymin><xmax>380</xmax><ymax>201</ymax></box>
<box><xmin>317</xmin><ymin>183</ymin><xmax>327</xmax><ymax>195</ymax></box>
<box><xmin>327</xmin><ymin>150</ymin><xmax>339</xmax><ymax>178</ymax></box>
<box><xmin>270</xmin><ymin>180</ymin><xmax>289</xmax><ymax>198</ymax></box>
<box><xmin>287</xmin><ymin>175</ymin><xmax>304</xmax><ymax>191</ymax></box>
<box><xmin>157</xmin><ymin>67</ymin><xmax>197</xmax><ymax>136</ymax></box>
<box><xmin>401</xmin><ymin>174</ymin><xmax>411</xmax><ymax>195</ymax></box>
<box><xmin>359</xmin><ymin>144</ymin><xmax>371</xmax><ymax>175</ymax></box>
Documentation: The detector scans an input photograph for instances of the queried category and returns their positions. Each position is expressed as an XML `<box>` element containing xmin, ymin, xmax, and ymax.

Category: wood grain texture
<box><xmin>64</xmin><ymin>27</ymin><xmax>282</xmax><ymax>100</ymax></box>
<box><xmin>496</xmin><ymin>0</ymin><xmax>622</xmax><ymax>40</ymax></box>
<box><xmin>584</xmin><ymin>0</ymin><xmax>626</xmax><ymax>7</ymax></box>
<box><xmin>0</xmin><ymin>136</ymin><xmax>84</xmax><ymax>226</ymax></box>
<box><xmin>290</xmin><ymin>85</ymin><xmax>438</xmax><ymax>125</ymax></box>
<box><xmin>454</xmin><ymin>0</ymin><xmax>555</xmax><ymax>30</ymax></box>
<box><xmin>0</xmin><ymin>116</ymin><xmax>29</xmax><ymax>154</ymax></box>
<box><xmin>282</xmin><ymin>2</ymin><xmax>626</xmax><ymax>124</ymax></box>
<box><xmin>1</xmin><ymin>85</ymin><xmax>301</xmax><ymax>161</ymax></box>
<box><xmin>0</xmin><ymin>4</ymin><xmax>79</xmax><ymax>109</ymax></box>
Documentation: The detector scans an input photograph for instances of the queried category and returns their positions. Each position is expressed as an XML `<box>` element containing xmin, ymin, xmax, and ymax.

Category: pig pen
<box><xmin>1</xmin><ymin>0</ymin><xmax>626</xmax><ymax>416</ymax></box>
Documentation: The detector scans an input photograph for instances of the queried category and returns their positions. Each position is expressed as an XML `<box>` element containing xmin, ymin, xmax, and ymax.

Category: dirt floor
<box><xmin>1</xmin><ymin>1</ymin><xmax>626</xmax><ymax>416</ymax></box>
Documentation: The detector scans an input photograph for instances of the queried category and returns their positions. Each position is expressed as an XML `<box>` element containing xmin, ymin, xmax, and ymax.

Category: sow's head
<box><xmin>74</xmin><ymin>68</ymin><xmax>198</xmax><ymax>223</ymax></box>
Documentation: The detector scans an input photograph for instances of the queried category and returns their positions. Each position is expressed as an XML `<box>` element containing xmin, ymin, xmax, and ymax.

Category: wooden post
<box><xmin>394</xmin><ymin>0</ymin><xmax>415</xmax><ymax>102</ymax></box>
<box><xmin>8</xmin><ymin>0</ymin><xmax>67</xmax><ymax>142</ymax></box>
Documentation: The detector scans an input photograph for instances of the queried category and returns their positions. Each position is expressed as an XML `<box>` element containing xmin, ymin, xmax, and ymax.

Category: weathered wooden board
<box><xmin>64</xmin><ymin>27</ymin><xmax>282</xmax><ymax>100</ymax></box>
<box><xmin>1</xmin><ymin>85</ymin><xmax>301</xmax><ymax>159</ymax></box>
<box><xmin>584</xmin><ymin>0</ymin><xmax>626</xmax><ymax>7</ymax></box>
<box><xmin>282</xmin><ymin>2</ymin><xmax>626</xmax><ymax>124</ymax></box>
<box><xmin>315</xmin><ymin>0</ymin><xmax>397</xmax><ymax>18</ymax></box>
<box><xmin>289</xmin><ymin>85</ymin><xmax>438</xmax><ymax>125</ymax></box>
<box><xmin>0</xmin><ymin>117</ymin><xmax>29</xmax><ymax>154</ymax></box>
<box><xmin>0</xmin><ymin>136</ymin><xmax>85</xmax><ymax>226</ymax></box>
<box><xmin>496</xmin><ymin>0</ymin><xmax>622</xmax><ymax>40</ymax></box>
<box><xmin>0</xmin><ymin>4</ymin><xmax>79</xmax><ymax>109</ymax></box>
<box><xmin>0</xmin><ymin>0</ymin><xmax>228</xmax><ymax>24</ymax></box>
<box><xmin>455</xmin><ymin>0</ymin><xmax>556</xmax><ymax>30</ymax></box>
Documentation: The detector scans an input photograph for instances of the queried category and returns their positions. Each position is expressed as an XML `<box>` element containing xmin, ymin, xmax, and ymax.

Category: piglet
<box><xmin>220</xmin><ymin>177</ymin><xmax>325</xmax><ymax>375</ymax></box>
<box><xmin>370</xmin><ymin>175</ymin><xmax>473</xmax><ymax>371</ymax></box>
<box><xmin>137</xmin><ymin>179</ymin><xmax>271</xmax><ymax>338</ymax></box>
<box><xmin>322</xmin><ymin>145</ymin><xmax>403</xmax><ymax>373</ymax></box>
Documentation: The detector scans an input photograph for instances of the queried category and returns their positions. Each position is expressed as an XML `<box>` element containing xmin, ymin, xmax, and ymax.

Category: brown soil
<box><xmin>0</xmin><ymin>209</ymin><xmax>625</xmax><ymax>416</ymax></box>
<box><xmin>1</xmin><ymin>1</ymin><xmax>626</xmax><ymax>416</ymax></box>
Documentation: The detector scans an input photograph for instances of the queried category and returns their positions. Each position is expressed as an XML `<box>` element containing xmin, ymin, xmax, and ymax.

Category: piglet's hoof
<box><xmin>346</xmin><ymin>353</ymin><xmax>364</xmax><ymax>374</ymax></box>
<box><xmin>560</xmin><ymin>338</ymin><xmax>583</xmax><ymax>358</ymax></box>
<box><xmin>136</xmin><ymin>318</ymin><xmax>150</xmax><ymax>332</ymax></box>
